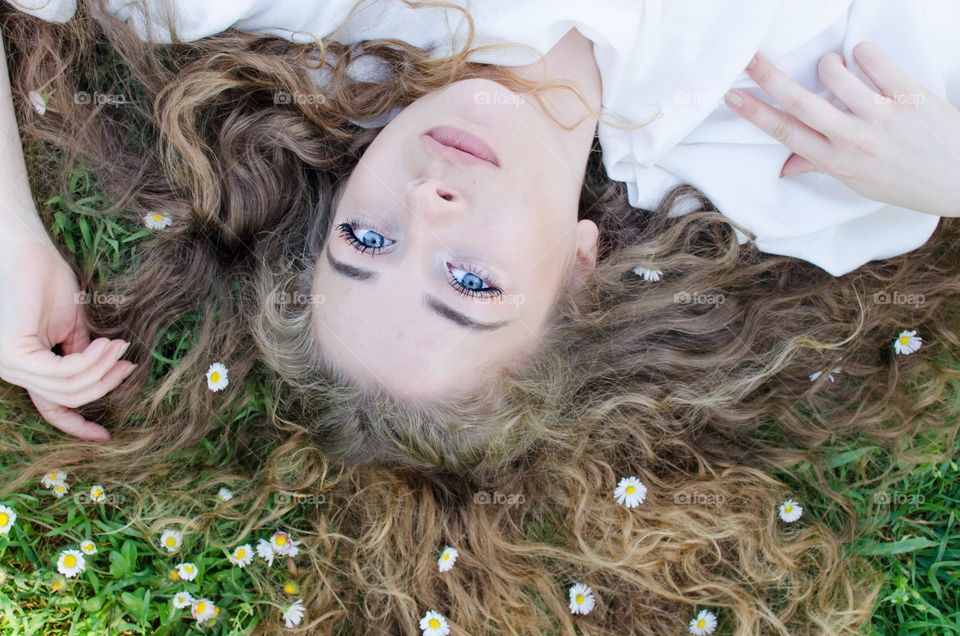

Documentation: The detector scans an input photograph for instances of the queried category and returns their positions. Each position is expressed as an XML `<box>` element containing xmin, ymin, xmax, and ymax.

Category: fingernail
<box><xmin>120</xmin><ymin>342</ymin><xmax>131</xmax><ymax>357</ymax></box>
<box><xmin>724</xmin><ymin>90</ymin><xmax>744</xmax><ymax>109</ymax></box>
<box><xmin>747</xmin><ymin>53</ymin><xmax>759</xmax><ymax>70</ymax></box>
<box><xmin>123</xmin><ymin>364</ymin><xmax>138</xmax><ymax>377</ymax></box>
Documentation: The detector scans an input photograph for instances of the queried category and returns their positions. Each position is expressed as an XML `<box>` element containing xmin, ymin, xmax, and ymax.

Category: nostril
<box><xmin>437</xmin><ymin>189</ymin><xmax>454</xmax><ymax>202</ymax></box>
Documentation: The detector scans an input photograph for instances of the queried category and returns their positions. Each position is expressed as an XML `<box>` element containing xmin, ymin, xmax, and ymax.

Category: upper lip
<box><xmin>422</xmin><ymin>126</ymin><xmax>500</xmax><ymax>168</ymax></box>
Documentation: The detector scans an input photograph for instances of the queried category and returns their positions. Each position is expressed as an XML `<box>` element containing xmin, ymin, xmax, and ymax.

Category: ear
<box><xmin>571</xmin><ymin>219</ymin><xmax>600</xmax><ymax>284</ymax></box>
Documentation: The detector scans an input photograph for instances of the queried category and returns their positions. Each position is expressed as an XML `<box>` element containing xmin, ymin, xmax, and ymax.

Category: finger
<box><xmin>817</xmin><ymin>52</ymin><xmax>883</xmax><ymax>117</ymax></box>
<box><xmin>27</xmin><ymin>361</ymin><xmax>136</xmax><ymax>410</ymax></box>
<box><xmin>745</xmin><ymin>52</ymin><xmax>853</xmax><ymax>137</ymax></box>
<box><xmin>60</xmin><ymin>319</ymin><xmax>92</xmax><ymax>355</ymax></box>
<box><xmin>13</xmin><ymin>336</ymin><xmax>116</xmax><ymax>378</ymax></box>
<box><xmin>3</xmin><ymin>343</ymin><xmax>130</xmax><ymax>394</ymax></box>
<box><xmin>29</xmin><ymin>391</ymin><xmax>111</xmax><ymax>441</ymax></box>
<box><xmin>852</xmin><ymin>42</ymin><xmax>926</xmax><ymax>99</ymax></box>
<box><xmin>780</xmin><ymin>153</ymin><xmax>818</xmax><ymax>178</ymax></box>
<box><xmin>725</xmin><ymin>88</ymin><xmax>832</xmax><ymax>160</ymax></box>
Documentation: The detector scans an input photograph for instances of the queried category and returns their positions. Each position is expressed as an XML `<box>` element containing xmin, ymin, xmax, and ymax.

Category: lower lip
<box><xmin>423</xmin><ymin>126</ymin><xmax>500</xmax><ymax>168</ymax></box>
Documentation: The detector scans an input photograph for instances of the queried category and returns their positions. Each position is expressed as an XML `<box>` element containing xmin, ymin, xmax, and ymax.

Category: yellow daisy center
<box><xmin>784</xmin><ymin>505</ymin><xmax>794</xmax><ymax>513</ymax></box>
<box><xmin>165</xmin><ymin>537</ymin><xmax>177</xmax><ymax>547</ymax></box>
<box><xmin>428</xmin><ymin>618</ymin><xmax>440</xmax><ymax>629</ymax></box>
<box><xmin>284</xmin><ymin>582</ymin><xmax>298</xmax><ymax>594</ymax></box>
<box><xmin>195</xmin><ymin>601</ymin><xmax>206</xmax><ymax>614</ymax></box>
<box><xmin>93</xmin><ymin>488</ymin><xmax>102</xmax><ymax>497</ymax></box>
<box><xmin>236</xmin><ymin>548</ymin><xmax>246</xmax><ymax>559</ymax></box>
<box><xmin>63</xmin><ymin>554</ymin><xmax>77</xmax><ymax>568</ymax></box>
<box><xmin>899</xmin><ymin>336</ymin><xmax>911</xmax><ymax>345</ymax></box>
<box><xmin>443</xmin><ymin>553</ymin><xmax>450</xmax><ymax>560</ymax></box>
<box><xmin>625</xmin><ymin>485</ymin><xmax>636</xmax><ymax>494</ymax></box>
<box><xmin>52</xmin><ymin>581</ymin><xmax>63</xmax><ymax>591</ymax></box>
<box><xmin>48</xmin><ymin>473</ymin><xmax>58</xmax><ymax>480</ymax></box>
<box><xmin>151</xmin><ymin>214</ymin><xmax>164</xmax><ymax>222</ymax></box>
<box><xmin>184</xmin><ymin>565</ymin><xmax>194</xmax><ymax>573</ymax></box>
<box><xmin>275</xmin><ymin>535</ymin><xmax>287</xmax><ymax>546</ymax></box>
<box><xmin>576</xmin><ymin>594</ymin><xmax>585</xmax><ymax>604</ymax></box>
<box><xmin>0</xmin><ymin>513</ymin><xmax>8</xmax><ymax>526</ymax></box>
<box><xmin>170</xmin><ymin>570</ymin><xmax>179</xmax><ymax>580</ymax></box>
<box><xmin>697</xmin><ymin>618</ymin><xmax>706</xmax><ymax>628</ymax></box>
<box><xmin>55</xmin><ymin>485</ymin><xmax>65</xmax><ymax>492</ymax></box>
<box><xmin>210</xmin><ymin>371</ymin><xmax>221</xmax><ymax>383</ymax></box>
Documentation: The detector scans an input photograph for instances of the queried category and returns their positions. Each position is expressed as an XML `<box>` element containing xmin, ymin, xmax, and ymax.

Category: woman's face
<box><xmin>311</xmin><ymin>78</ymin><xmax>599</xmax><ymax>398</ymax></box>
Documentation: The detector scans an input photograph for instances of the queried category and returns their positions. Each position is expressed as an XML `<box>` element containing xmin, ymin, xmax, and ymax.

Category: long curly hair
<box><xmin>2</xmin><ymin>0</ymin><xmax>960</xmax><ymax>632</ymax></box>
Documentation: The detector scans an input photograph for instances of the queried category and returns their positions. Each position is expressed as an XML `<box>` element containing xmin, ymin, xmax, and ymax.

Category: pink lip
<box><xmin>422</xmin><ymin>126</ymin><xmax>500</xmax><ymax>168</ymax></box>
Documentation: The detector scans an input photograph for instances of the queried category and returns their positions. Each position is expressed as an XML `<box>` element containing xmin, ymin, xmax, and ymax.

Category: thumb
<box><xmin>780</xmin><ymin>154</ymin><xmax>818</xmax><ymax>178</ymax></box>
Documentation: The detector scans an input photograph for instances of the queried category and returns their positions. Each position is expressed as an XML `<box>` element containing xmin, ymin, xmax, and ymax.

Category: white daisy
<box><xmin>689</xmin><ymin>609</ymin><xmax>718</xmax><ymax>635</ymax></box>
<box><xmin>227</xmin><ymin>544</ymin><xmax>254</xmax><ymax>568</ymax></box>
<box><xmin>191</xmin><ymin>597</ymin><xmax>217</xmax><ymax>624</ymax></box>
<box><xmin>41</xmin><ymin>471</ymin><xmax>67</xmax><ymax>489</ymax></box>
<box><xmin>173</xmin><ymin>591</ymin><xmax>193</xmax><ymax>609</ymax></box>
<box><xmin>52</xmin><ymin>482</ymin><xmax>70</xmax><ymax>498</ymax></box>
<box><xmin>216</xmin><ymin>487</ymin><xmax>234</xmax><ymax>502</ymax></box>
<box><xmin>206</xmin><ymin>362</ymin><xmax>230</xmax><ymax>392</ymax></box>
<box><xmin>28</xmin><ymin>90</ymin><xmax>47</xmax><ymax>116</ymax></box>
<box><xmin>176</xmin><ymin>562</ymin><xmax>199</xmax><ymax>581</ymax></box>
<box><xmin>614</xmin><ymin>476</ymin><xmax>647</xmax><ymax>508</ymax></box>
<box><xmin>809</xmin><ymin>367</ymin><xmax>842</xmax><ymax>383</ymax></box>
<box><xmin>160</xmin><ymin>529</ymin><xmax>183</xmax><ymax>553</ymax></box>
<box><xmin>633</xmin><ymin>266</ymin><xmax>663</xmax><ymax>282</ymax></box>
<box><xmin>437</xmin><ymin>546</ymin><xmax>458</xmax><ymax>573</ymax></box>
<box><xmin>568</xmin><ymin>582</ymin><xmax>596</xmax><ymax>615</ymax></box>
<box><xmin>89</xmin><ymin>485</ymin><xmax>106</xmax><ymax>503</ymax></box>
<box><xmin>778</xmin><ymin>499</ymin><xmax>803</xmax><ymax>523</ymax></box>
<box><xmin>143</xmin><ymin>212</ymin><xmax>172</xmax><ymax>230</ymax></box>
<box><xmin>893</xmin><ymin>329</ymin><xmax>922</xmax><ymax>355</ymax></box>
<box><xmin>0</xmin><ymin>504</ymin><xmax>17</xmax><ymax>535</ymax></box>
<box><xmin>283</xmin><ymin>599</ymin><xmax>306</xmax><ymax>628</ymax></box>
<box><xmin>79</xmin><ymin>540</ymin><xmax>97</xmax><ymax>555</ymax></box>
<box><xmin>270</xmin><ymin>531</ymin><xmax>301</xmax><ymax>558</ymax></box>
<box><xmin>419</xmin><ymin>609</ymin><xmax>450</xmax><ymax>636</ymax></box>
<box><xmin>56</xmin><ymin>549</ymin><xmax>86</xmax><ymax>578</ymax></box>
<box><xmin>256</xmin><ymin>538</ymin><xmax>275</xmax><ymax>566</ymax></box>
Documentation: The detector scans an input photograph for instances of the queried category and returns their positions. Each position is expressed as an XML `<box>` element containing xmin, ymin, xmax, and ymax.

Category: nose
<box><xmin>405</xmin><ymin>177</ymin><xmax>463</xmax><ymax>220</ymax></box>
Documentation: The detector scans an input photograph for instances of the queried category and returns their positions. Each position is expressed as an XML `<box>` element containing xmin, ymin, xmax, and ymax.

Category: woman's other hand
<box><xmin>0</xmin><ymin>237</ymin><xmax>134</xmax><ymax>441</ymax></box>
<box><xmin>725</xmin><ymin>42</ymin><xmax>960</xmax><ymax>216</ymax></box>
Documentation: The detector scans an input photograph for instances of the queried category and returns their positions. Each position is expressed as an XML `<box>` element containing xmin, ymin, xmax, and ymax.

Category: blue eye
<box><xmin>447</xmin><ymin>264</ymin><xmax>501</xmax><ymax>298</ymax></box>
<box><xmin>337</xmin><ymin>222</ymin><xmax>395</xmax><ymax>254</ymax></box>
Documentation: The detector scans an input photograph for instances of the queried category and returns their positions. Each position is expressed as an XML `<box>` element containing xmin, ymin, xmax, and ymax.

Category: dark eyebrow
<box><xmin>423</xmin><ymin>295</ymin><xmax>509</xmax><ymax>332</ymax></box>
<box><xmin>327</xmin><ymin>249</ymin><xmax>376</xmax><ymax>280</ymax></box>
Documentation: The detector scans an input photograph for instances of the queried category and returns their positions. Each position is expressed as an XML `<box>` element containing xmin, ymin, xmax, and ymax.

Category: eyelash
<box><xmin>446</xmin><ymin>263</ymin><xmax>503</xmax><ymax>299</ymax></box>
<box><xmin>336</xmin><ymin>220</ymin><xmax>391</xmax><ymax>255</ymax></box>
<box><xmin>337</xmin><ymin>219</ymin><xmax>503</xmax><ymax>298</ymax></box>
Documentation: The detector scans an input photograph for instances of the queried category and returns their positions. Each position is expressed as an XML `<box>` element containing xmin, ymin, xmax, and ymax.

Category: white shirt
<box><xmin>12</xmin><ymin>0</ymin><xmax>960</xmax><ymax>275</ymax></box>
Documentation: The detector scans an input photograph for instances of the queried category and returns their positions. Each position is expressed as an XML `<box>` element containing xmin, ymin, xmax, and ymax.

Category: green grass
<box><xmin>0</xmin><ymin>169</ymin><xmax>958</xmax><ymax>635</ymax></box>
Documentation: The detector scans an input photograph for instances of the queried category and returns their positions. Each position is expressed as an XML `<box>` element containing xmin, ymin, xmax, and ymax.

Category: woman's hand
<box><xmin>0</xmin><ymin>236</ymin><xmax>134</xmax><ymax>441</ymax></box>
<box><xmin>724</xmin><ymin>42</ymin><xmax>960</xmax><ymax>216</ymax></box>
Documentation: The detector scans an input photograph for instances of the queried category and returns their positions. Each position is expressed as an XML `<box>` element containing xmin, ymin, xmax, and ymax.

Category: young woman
<box><xmin>1</xmin><ymin>1</ymin><xmax>959</xmax><ymax>632</ymax></box>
